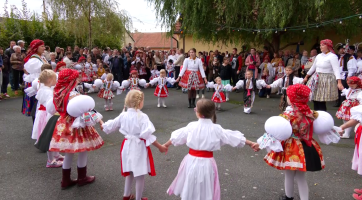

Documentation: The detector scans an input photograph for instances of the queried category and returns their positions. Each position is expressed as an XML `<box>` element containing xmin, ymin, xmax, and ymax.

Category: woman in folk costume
<box><xmin>147</xmin><ymin>69</ymin><xmax>176</xmax><ymax>108</ymax></box>
<box><xmin>101</xmin><ymin>90</ymin><xmax>168</xmax><ymax>200</ymax></box>
<box><xmin>264</xmin><ymin>84</ymin><xmax>325</xmax><ymax>200</ymax></box>
<box><xmin>23</xmin><ymin>39</ymin><xmax>48</xmax><ymax>120</ymax></box>
<box><xmin>176</xmin><ymin>48</ymin><xmax>207</xmax><ymax>108</ymax></box>
<box><xmin>304</xmin><ymin>39</ymin><xmax>344</xmax><ymax>111</ymax></box>
<box><xmin>336</xmin><ymin>76</ymin><xmax>362</xmax><ymax>138</ymax></box>
<box><xmin>49</xmin><ymin>68</ymin><xmax>104</xmax><ymax>189</ymax></box>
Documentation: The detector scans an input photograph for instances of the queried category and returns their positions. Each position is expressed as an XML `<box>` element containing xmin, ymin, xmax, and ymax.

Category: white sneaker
<box><xmin>196</xmin><ymin>94</ymin><xmax>200</xmax><ymax>99</ymax></box>
<box><xmin>226</xmin><ymin>98</ymin><xmax>229</xmax><ymax>101</ymax></box>
<box><xmin>267</xmin><ymin>95</ymin><xmax>270</xmax><ymax>99</ymax></box>
<box><xmin>202</xmin><ymin>94</ymin><xmax>205</xmax><ymax>99</ymax></box>
<box><xmin>157</xmin><ymin>104</ymin><xmax>160</xmax><ymax>108</ymax></box>
<box><xmin>163</xmin><ymin>104</ymin><xmax>167</xmax><ymax>108</ymax></box>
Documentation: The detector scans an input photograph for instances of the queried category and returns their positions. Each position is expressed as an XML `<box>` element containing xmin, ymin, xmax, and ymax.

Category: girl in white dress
<box><xmin>101</xmin><ymin>90</ymin><xmax>168</xmax><ymax>200</ymax></box>
<box><xmin>163</xmin><ymin>99</ymin><xmax>259</xmax><ymax>200</ymax></box>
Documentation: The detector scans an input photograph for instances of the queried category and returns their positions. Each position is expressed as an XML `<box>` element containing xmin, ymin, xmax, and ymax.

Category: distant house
<box><xmin>131</xmin><ymin>32</ymin><xmax>178</xmax><ymax>50</ymax></box>
<box><xmin>124</xmin><ymin>31</ymin><xmax>135</xmax><ymax>48</ymax></box>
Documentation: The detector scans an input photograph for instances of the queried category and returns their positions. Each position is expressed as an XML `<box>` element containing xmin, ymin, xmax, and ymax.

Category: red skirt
<box><xmin>212</xmin><ymin>92</ymin><xmax>226</xmax><ymax>103</ymax></box>
<box><xmin>97</xmin><ymin>88</ymin><xmax>105</xmax><ymax>98</ymax></box>
<box><xmin>120</xmin><ymin>139</ymin><xmax>156</xmax><ymax>177</ymax></box>
<box><xmin>154</xmin><ymin>85</ymin><xmax>169</xmax><ymax>97</ymax></box>
<box><xmin>82</xmin><ymin>72</ymin><xmax>90</xmax><ymax>82</ymax></box>
<box><xmin>179</xmin><ymin>70</ymin><xmax>205</xmax><ymax>90</ymax></box>
<box><xmin>336</xmin><ymin>100</ymin><xmax>360</xmax><ymax>121</ymax></box>
<box><xmin>49</xmin><ymin>114</ymin><xmax>104</xmax><ymax>153</ymax></box>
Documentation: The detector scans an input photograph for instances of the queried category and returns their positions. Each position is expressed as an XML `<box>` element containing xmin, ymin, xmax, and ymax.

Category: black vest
<box><xmin>243</xmin><ymin>78</ymin><xmax>257</xmax><ymax>91</ymax></box>
<box><xmin>282</xmin><ymin>74</ymin><xmax>294</xmax><ymax>87</ymax></box>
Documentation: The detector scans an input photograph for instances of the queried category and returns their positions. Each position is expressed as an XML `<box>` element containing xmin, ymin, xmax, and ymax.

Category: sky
<box><xmin>0</xmin><ymin>0</ymin><xmax>165</xmax><ymax>32</ymax></box>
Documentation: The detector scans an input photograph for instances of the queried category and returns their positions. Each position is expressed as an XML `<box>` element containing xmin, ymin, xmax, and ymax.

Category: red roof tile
<box><xmin>131</xmin><ymin>32</ymin><xmax>178</xmax><ymax>49</ymax></box>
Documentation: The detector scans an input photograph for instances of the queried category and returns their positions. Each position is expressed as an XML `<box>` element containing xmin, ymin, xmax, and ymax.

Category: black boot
<box><xmin>188</xmin><ymin>99</ymin><xmax>192</xmax><ymax>108</ymax></box>
<box><xmin>192</xmin><ymin>98</ymin><xmax>196</xmax><ymax>108</ymax></box>
<box><xmin>280</xmin><ymin>195</ymin><xmax>294</xmax><ymax>200</ymax></box>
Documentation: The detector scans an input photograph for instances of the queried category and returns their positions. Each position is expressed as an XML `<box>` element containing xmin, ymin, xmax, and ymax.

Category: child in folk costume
<box><xmin>166</xmin><ymin>59</ymin><xmax>175</xmax><ymax>88</ymax></box>
<box><xmin>339</xmin><ymin>105</ymin><xmax>362</xmax><ymax>199</ymax></box>
<box><xmin>83</xmin><ymin>57</ymin><xmax>97</xmax><ymax>83</ymax></box>
<box><xmin>101</xmin><ymin>90</ymin><xmax>168</xmax><ymax>200</ymax></box>
<box><xmin>74</xmin><ymin>56</ymin><xmax>86</xmax><ymax>73</ymax></box>
<box><xmin>266</xmin><ymin>66</ymin><xmax>304</xmax><ymax>111</ymax></box>
<box><xmin>149</xmin><ymin>65</ymin><xmax>160</xmax><ymax>81</ymax></box>
<box><xmin>54</xmin><ymin>61</ymin><xmax>66</xmax><ymax>74</ymax></box>
<box><xmin>32</xmin><ymin>70</ymin><xmax>64</xmax><ymax>168</ymax></box>
<box><xmin>275</xmin><ymin>60</ymin><xmax>286</xmax><ymax>95</ymax></box>
<box><xmin>97</xmin><ymin>63</ymin><xmax>105</xmax><ymax>78</ymax></box>
<box><xmin>96</xmin><ymin>73</ymin><xmax>117</xmax><ymax>111</ymax></box>
<box><xmin>233</xmin><ymin>70</ymin><xmax>266</xmax><ymax>114</ymax></box>
<box><xmin>258</xmin><ymin>57</ymin><xmax>275</xmax><ymax>98</ymax></box>
<box><xmin>49</xmin><ymin>69</ymin><xmax>104</xmax><ymax>189</ymax></box>
<box><xmin>336</xmin><ymin>76</ymin><xmax>362</xmax><ymax>139</ymax></box>
<box><xmin>120</xmin><ymin>70</ymin><xmax>147</xmax><ymax>91</ymax></box>
<box><xmin>206</xmin><ymin>77</ymin><xmax>232</xmax><ymax>110</ymax></box>
<box><xmin>147</xmin><ymin>69</ymin><xmax>176</xmax><ymax>108</ymax></box>
<box><xmin>263</xmin><ymin>84</ymin><xmax>325</xmax><ymax>200</ymax></box>
<box><xmin>163</xmin><ymin>99</ymin><xmax>259</xmax><ymax>200</ymax></box>
<box><xmin>131</xmin><ymin>59</ymin><xmax>147</xmax><ymax>80</ymax></box>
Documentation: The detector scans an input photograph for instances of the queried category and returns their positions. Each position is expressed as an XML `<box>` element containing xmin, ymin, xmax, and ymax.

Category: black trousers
<box><xmin>112</xmin><ymin>67</ymin><xmax>123</xmax><ymax>83</ymax></box>
<box><xmin>13</xmin><ymin>69</ymin><xmax>24</xmax><ymax>90</ymax></box>
<box><xmin>231</xmin><ymin>69</ymin><xmax>238</xmax><ymax>86</ymax></box>
<box><xmin>1</xmin><ymin>72</ymin><xmax>9</xmax><ymax>94</ymax></box>
<box><xmin>174</xmin><ymin>66</ymin><xmax>180</xmax><ymax>88</ymax></box>
<box><xmin>259</xmin><ymin>88</ymin><xmax>271</xmax><ymax>97</ymax></box>
<box><xmin>313</xmin><ymin>101</ymin><xmax>327</xmax><ymax>111</ymax></box>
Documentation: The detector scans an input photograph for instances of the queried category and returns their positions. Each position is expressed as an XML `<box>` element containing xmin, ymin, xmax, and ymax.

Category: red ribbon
<box><xmin>355</xmin><ymin>125</ymin><xmax>362</xmax><ymax>157</ymax></box>
<box><xmin>38</xmin><ymin>105</ymin><xmax>46</xmax><ymax>111</ymax></box>
<box><xmin>189</xmin><ymin>148</ymin><xmax>213</xmax><ymax>158</ymax></box>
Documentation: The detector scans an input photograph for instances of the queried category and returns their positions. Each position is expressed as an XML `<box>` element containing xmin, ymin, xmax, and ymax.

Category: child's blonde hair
<box><xmin>285</xmin><ymin>66</ymin><xmax>293</xmax><ymax>70</ymax></box>
<box><xmin>106</xmin><ymin>73</ymin><xmax>114</xmax><ymax>81</ymax></box>
<box><xmin>41</xmin><ymin>63</ymin><xmax>52</xmax><ymax>71</ymax></box>
<box><xmin>160</xmin><ymin>69</ymin><xmax>166</xmax><ymax>75</ymax></box>
<box><xmin>214</xmin><ymin>77</ymin><xmax>221</xmax><ymax>82</ymax></box>
<box><xmin>125</xmin><ymin>90</ymin><xmax>144</xmax><ymax>110</ymax></box>
<box><xmin>38</xmin><ymin>69</ymin><xmax>57</xmax><ymax>85</ymax></box>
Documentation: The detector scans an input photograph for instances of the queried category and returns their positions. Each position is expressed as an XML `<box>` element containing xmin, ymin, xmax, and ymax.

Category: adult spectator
<box><xmin>91</xmin><ymin>48</ymin><xmax>102</xmax><ymax>64</ymax></box>
<box><xmin>168</xmin><ymin>49</ymin><xmax>177</xmax><ymax>63</ymax></box>
<box><xmin>174</xmin><ymin>49</ymin><xmax>185</xmax><ymax>89</ymax></box>
<box><xmin>49</xmin><ymin>52</ymin><xmax>58</xmax><ymax>70</ymax></box>
<box><xmin>66</xmin><ymin>46</ymin><xmax>72</xmax><ymax>52</ymax></box>
<box><xmin>126</xmin><ymin>43</ymin><xmax>132</xmax><ymax>52</ymax></box>
<box><xmin>262</xmin><ymin>46</ymin><xmax>270</xmax><ymax>61</ymax></box>
<box><xmin>357</xmin><ymin>49</ymin><xmax>362</xmax><ymax>62</ymax></box>
<box><xmin>245</xmin><ymin>48</ymin><xmax>261</xmax><ymax>79</ymax></box>
<box><xmin>123</xmin><ymin>52</ymin><xmax>131</xmax><ymax>80</ymax></box>
<box><xmin>63</xmin><ymin>51</ymin><xmax>73</xmax><ymax>68</ymax></box>
<box><xmin>303</xmin><ymin>49</ymin><xmax>317</xmax><ymax>76</ymax></box>
<box><xmin>146</xmin><ymin>52</ymin><xmax>155</xmax><ymax>81</ymax></box>
<box><xmin>214</xmin><ymin>50</ymin><xmax>223</xmax><ymax>64</ymax></box>
<box><xmin>286</xmin><ymin>54</ymin><xmax>301</xmax><ymax>77</ymax></box>
<box><xmin>72</xmin><ymin>46</ymin><xmax>80</xmax><ymax>62</ymax></box>
<box><xmin>55</xmin><ymin>47</ymin><xmax>63</xmax><ymax>60</ymax></box>
<box><xmin>303</xmin><ymin>39</ymin><xmax>343</xmax><ymax>111</ymax></box>
<box><xmin>109</xmin><ymin>49</ymin><xmax>124</xmax><ymax>83</ymax></box>
<box><xmin>43</xmin><ymin>46</ymin><xmax>51</xmax><ymax>61</ymax></box>
<box><xmin>1</xmin><ymin>47</ymin><xmax>10</xmax><ymax>98</ymax></box>
<box><xmin>230</xmin><ymin>48</ymin><xmax>243</xmax><ymax>86</ymax></box>
<box><xmin>5</xmin><ymin>41</ymin><xmax>16</xmax><ymax>91</ymax></box>
<box><xmin>282</xmin><ymin>50</ymin><xmax>290</xmax><ymax>65</ymax></box>
<box><xmin>83</xmin><ymin>48</ymin><xmax>89</xmax><ymax>57</ymax></box>
<box><xmin>154</xmin><ymin>51</ymin><xmax>162</xmax><ymax>70</ymax></box>
<box><xmin>271</xmin><ymin>52</ymin><xmax>282</xmax><ymax>67</ymax></box>
<box><xmin>77</xmin><ymin>48</ymin><xmax>84</xmax><ymax>62</ymax></box>
<box><xmin>18</xmin><ymin>40</ymin><xmax>26</xmax><ymax>54</ymax></box>
<box><xmin>10</xmin><ymin>45</ymin><xmax>25</xmax><ymax>95</ymax></box>
<box><xmin>103</xmin><ymin>50</ymin><xmax>111</xmax><ymax>67</ymax></box>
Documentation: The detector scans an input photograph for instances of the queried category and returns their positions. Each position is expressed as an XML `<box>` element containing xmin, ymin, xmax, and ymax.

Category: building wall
<box><xmin>176</xmin><ymin>32</ymin><xmax>362</xmax><ymax>53</ymax></box>
<box><xmin>124</xmin><ymin>32</ymin><xmax>134</xmax><ymax>48</ymax></box>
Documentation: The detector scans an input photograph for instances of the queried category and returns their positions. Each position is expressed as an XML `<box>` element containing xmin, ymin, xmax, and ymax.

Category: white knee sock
<box><xmin>285</xmin><ymin>170</ymin><xmax>295</xmax><ymax>198</ymax></box>
<box><xmin>63</xmin><ymin>153</ymin><xmax>74</xmax><ymax>169</ymax></box>
<box><xmin>161</xmin><ymin>98</ymin><xmax>166</xmax><ymax>105</ymax></box>
<box><xmin>105</xmin><ymin>99</ymin><xmax>108</xmax><ymax>108</ymax></box>
<box><xmin>226</xmin><ymin>92</ymin><xmax>229</xmax><ymax>99</ymax></box>
<box><xmin>77</xmin><ymin>152</ymin><xmax>88</xmax><ymax>168</ymax></box>
<box><xmin>295</xmin><ymin>171</ymin><xmax>309</xmax><ymax>200</ymax></box>
<box><xmin>157</xmin><ymin>97</ymin><xmax>161</xmax><ymax>105</ymax></box>
<box><xmin>135</xmin><ymin>175</ymin><xmax>145</xmax><ymax>200</ymax></box>
<box><xmin>343</xmin><ymin>120</ymin><xmax>353</xmax><ymax>137</ymax></box>
<box><xmin>47</xmin><ymin>151</ymin><xmax>54</xmax><ymax>162</ymax></box>
<box><xmin>124</xmin><ymin>173</ymin><xmax>134</xmax><ymax>197</ymax></box>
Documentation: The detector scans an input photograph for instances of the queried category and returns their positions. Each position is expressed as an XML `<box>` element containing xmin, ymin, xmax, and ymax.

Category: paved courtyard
<box><xmin>0</xmin><ymin>88</ymin><xmax>357</xmax><ymax>200</ymax></box>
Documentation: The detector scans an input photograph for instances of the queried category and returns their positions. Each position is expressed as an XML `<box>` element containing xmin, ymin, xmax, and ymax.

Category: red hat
<box><xmin>320</xmin><ymin>39</ymin><xmax>334</xmax><ymax>53</ymax></box>
<box><xmin>24</xmin><ymin>39</ymin><xmax>44</xmax><ymax>63</ymax></box>
<box><xmin>278</xmin><ymin>60</ymin><xmax>285</xmax><ymax>66</ymax></box>
<box><xmin>54</xmin><ymin>61</ymin><xmax>66</xmax><ymax>72</ymax></box>
<box><xmin>130</xmin><ymin>70</ymin><xmax>138</xmax><ymax>74</ymax></box>
<box><xmin>53</xmin><ymin>69</ymin><xmax>79</xmax><ymax>114</ymax></box>
<box><xmin>78</xmin><ymin>56</ymin><xmax>86</xmax><ymax>62</ymax></box>
<box><xmin>347</xmin><ymin>76</ymin><xmax>362</xmax><ymax>88</ymax></box>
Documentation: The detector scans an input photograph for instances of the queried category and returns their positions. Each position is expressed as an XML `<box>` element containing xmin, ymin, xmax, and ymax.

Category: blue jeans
<box><xmin>167</xmin><ymin>72</ymin><xmax>174</xmax><ymax>87</ymax></box>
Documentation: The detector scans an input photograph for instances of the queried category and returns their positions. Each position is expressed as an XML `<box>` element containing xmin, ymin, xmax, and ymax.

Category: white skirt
<box><xmin>32</xmin><ymin>110</ymin><xmax>48</xmax><ymax>140</ymax></box>
<box><xmin>167</xmin><ymin>154</ymin><xmax>221</xmax><ymax>200</ymax></box>
<box><xmin>352</xmin><ymin>137</ymin><xmax>362</xmax><ymax>175</ymax></box>
<box><xmin>121</xmin><ymin>138</ymin><xmax>151</xmax><ymax>177</ymax></box>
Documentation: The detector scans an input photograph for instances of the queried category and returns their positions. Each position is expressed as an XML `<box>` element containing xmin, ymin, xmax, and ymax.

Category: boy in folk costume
<box><xmin>336</xmin><ymin>76</ymin><xmax>362</xmax><ymax>138</ymax></box>
<box><xmin>266</xmin><ymin>66</ymin><xmax>304</xmax><ymax>111</ymax></box>
<box><xmin>233</xmin><ymin>70</ymin><xmax>266</xmax><ymax>114</ymax></box>
<box><xmin>147</xmin><ymin>69</ymin><xmax>176</xmax><ymax>108</ymax></box>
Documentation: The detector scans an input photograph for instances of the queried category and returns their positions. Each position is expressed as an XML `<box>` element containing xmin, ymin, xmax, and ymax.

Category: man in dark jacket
<box><xmin>5</xmin><ymin>41</ymin><xmax>15</xmax><ymax>91</ymax></box>
<box><xmin>109</xmin><ymin>50</ymin><xmax>124</xmax><ymax>83</ymax></box>
<box><xmin>1</xmin><ymin>47</ymin><xmax>10</xmax><ymax>97</ymax></box>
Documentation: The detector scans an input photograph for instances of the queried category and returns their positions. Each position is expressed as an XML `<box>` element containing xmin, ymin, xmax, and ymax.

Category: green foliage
<box><xmin>148</xmin><ymin>0</ymin><xmax>362</xmax><ymax>52</ymax></box>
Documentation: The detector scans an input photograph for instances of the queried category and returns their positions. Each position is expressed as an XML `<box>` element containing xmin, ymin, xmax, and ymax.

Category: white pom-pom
<box><xmin>265</xmin><ymin>116</ymin><xmax>292</xmax><ymax>141</ymax></box>
<box><xmin>139</xmin><ymin>79</ymin><xmax>147</xmax><ymax>87</ymax></box>
<box><xmin>206</xmin><ymin>82</ymin><xmax>214</xmax><ymax>88</ymax></box>
<box><xmin>67</xmin><ymin>95</ymin><xmax>95</xmax><ymax>117</ymax></box>
<box><xmin>74</xmin><ymin>64</ymin><xmax>82</xmax><ymax>70</ymax></box>
<box><xmin>224</xmin><ymin>84</ymin><xmax>233</xmax><ymax>92</ymax></box>
<box><xmin>121</xmin><ymin>80</ymin><xmax>129</xmax><ymax>88</ymax></box>
<box><xmin>112</xmin><ymin>81</ymin><xmax>120</xmax><ymax>91</ymax></box>
<box><xmin>313</xmin><ymin>111</ymin><xmax>334</xmax><ymax>135</ymax></box>
<box><xmin>93</xmin><ymin>79</ymin><xmax>103</xmax><ymax>88</ymax></box>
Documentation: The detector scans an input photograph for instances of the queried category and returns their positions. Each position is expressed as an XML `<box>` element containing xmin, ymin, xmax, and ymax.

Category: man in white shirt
<box><xmin>63</xmin><ymin>51</ymin><xmax>73</xmax><ymax>68</ymax></box>
<box><xmin>173</xmin><ymin>49</ymin><xmax>185</xmax><ymax>89</ymax></box>
<box><xmin>303</xmin><ymin>49</ymin><xmax>317</xmax><ymax>75</ymax></box>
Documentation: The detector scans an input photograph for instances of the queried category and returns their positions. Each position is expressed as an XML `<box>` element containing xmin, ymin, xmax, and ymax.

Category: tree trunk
<box><xmin>88</xmin><ymin>4</ymin><xmax>92</xmax><ymax>48</ymax></box>
<box><xmin>264</xmin><ymin>33</ymin><xmax>281</xmax><ymax>54</ymax></box>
